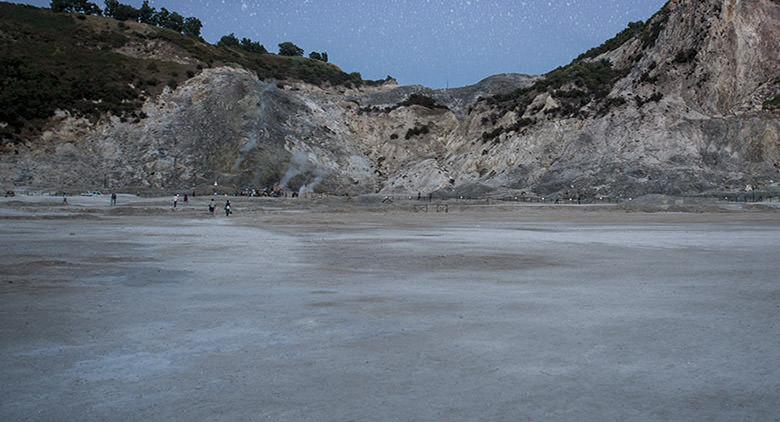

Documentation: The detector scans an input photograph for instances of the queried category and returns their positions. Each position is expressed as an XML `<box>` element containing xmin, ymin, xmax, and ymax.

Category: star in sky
<box><xmin>19</xmin><ymin>0</ymin><xmax>667</xmax><ymax>87</ymax></box>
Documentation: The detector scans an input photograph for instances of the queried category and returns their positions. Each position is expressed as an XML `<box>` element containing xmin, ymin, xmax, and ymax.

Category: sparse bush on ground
<box><xmin>673</xmin><ymin>49</ymin><xmax>698</xmax><ymax>64</ymax></box>
<box><xmin>764</xmin><ymin>94</ymin><xmax>780</xmax><ymax>110</ymax></box>
<box><xmin>636</xmin><ymin>92</ymin><xmax>664</xmax><ymax>108</ymax></box>
<box><xmin>405</xmin><ymin>124</ymin><xmax>431</xmax><ymax>140</ymax></box>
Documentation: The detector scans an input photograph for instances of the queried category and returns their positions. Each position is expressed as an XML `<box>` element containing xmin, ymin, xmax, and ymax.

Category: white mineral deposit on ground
<box><xmin>1</xmin><ymin>195</ymin><xmax>779</xmax><ymax>421</ymax></box>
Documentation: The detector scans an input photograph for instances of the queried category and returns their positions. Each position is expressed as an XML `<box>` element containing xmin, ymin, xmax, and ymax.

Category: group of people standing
<box><xmin>172</xmin><ymin>193</ymin><xmax>189</xmax><ymax>208</ymax></box>
<box><xmin>207</xmin><ymin>198</ymin><xmax>232</xmax><ymax>216</ymax></box>
<box><xmin>62</xmin><ymin>191</ymin><xmax>232</xmax><ymax>216</ymax></box>
<box><xmin>172</xmin><ymin>194</ymin><xmax>231</xmax><ymax>216</ymax></box>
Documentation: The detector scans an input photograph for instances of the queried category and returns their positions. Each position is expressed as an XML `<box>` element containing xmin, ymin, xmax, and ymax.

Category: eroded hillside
<box><xmin>1</xmin><ymin>0</ymin><xmax>778</xmax><ymax>197</ymax></box>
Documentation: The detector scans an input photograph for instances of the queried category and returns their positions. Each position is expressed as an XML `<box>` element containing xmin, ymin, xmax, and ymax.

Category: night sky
<box><xmin>18</xmin><ymin>0</ymin><xmax>667</xmax><ymax>87</ymax></box>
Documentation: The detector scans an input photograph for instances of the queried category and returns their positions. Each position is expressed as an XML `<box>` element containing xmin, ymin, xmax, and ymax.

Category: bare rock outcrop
<box><xmin>1</xmin><ymin>0</ymin><xmax>778</xmax><ymax>197</ymax></box>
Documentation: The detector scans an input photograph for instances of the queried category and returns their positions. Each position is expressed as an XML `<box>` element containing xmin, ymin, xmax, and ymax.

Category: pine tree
<box><xmin>278</xmin><ymin>42</ymin><xmax>304</xmax><ymax>57</ymax></box>
<box><xmin>183</xmin><ymin>17</ymin><xmax>203</xmax><ymax>38</ymax></box>
<box><xmin>138</xmin><ymin>1</ymin><xmax>155</xmax><ymax>24</ymax></box>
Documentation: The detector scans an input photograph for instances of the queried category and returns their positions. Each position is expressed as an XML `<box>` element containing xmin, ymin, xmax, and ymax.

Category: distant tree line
<box><xmin>50</xmin><ymin>0</ymin><xmax>102</xmax><ymax>15</ymax></box>
<box><xmin>217</xmin><ymin>37</ymin><xmax>328</xmax><ymax>63</ymax></box>
<box><xmin>49</xmin><ymin>1</ymin><xmax>331</xmax><ymax>62</ymax></box>
<box><xmin>50</xmin><ymin>1</ymin><xmax>202</xmax><ymax>38</ymax></box>
<box><xmin>217</xmin><ymin>33</ymin><xmax>268</xmax><ymax>54</ymax></box>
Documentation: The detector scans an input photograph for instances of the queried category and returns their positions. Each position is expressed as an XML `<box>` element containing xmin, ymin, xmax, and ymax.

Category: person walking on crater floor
<box><xmin>173</xmin><ymin>194</ymin><xmax>179</xmax><ymax>209</ymax></box>
<box><xmin>208</xmin><ymin>198</ymin><xmax>216</xmax><ymax>215</ymax></box>
<box><xmin>224</xmin><ymin>200</ymin><xmax>232</xmax><ymax>217</ymax></box>
<box><xmin>110</xmin><ymin>192</ymin><xmax>117</xmax><ymax>206</ymax></box>
<box><xmin>183</xmin><ymin>193</ymin><xmax>189</xmax><ymax>206</ymax></box>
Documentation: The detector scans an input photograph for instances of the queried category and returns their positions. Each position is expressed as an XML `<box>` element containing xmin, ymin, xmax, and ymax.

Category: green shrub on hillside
<box><xmin>405</xmin><ymin>124</ymin><xmax>431</xmax><ymax>140</ymax></box>
<box><xmin>640</xmin><ymin>3</ymin><xmax>671</xmax><ymax>48</ymax></box>
<box><xmin>764</xmin><ymin>95</ymin><xmax>780</xmax><ymax>110</ymax></box>
<box><xmin>278</xmin><ymin>42</ymin><xmax>304</xmax><ymax>57</ymax></box>
<box><xmin>398</xmin><ymin>94</ymin><xmax>448</xmax><ymax>110</ymax></box>
<box><xmin>487</xmin><ymin>59</ymin><xmax>627</xmax><ymax>118</ymax></box>
<box><xmin>0</xmin><ymin>3</ymin><xmax>383</xmax><ymax>143</ymax></box>
<box><xmin>309</xmin><ymin>51</ymin><xmax>329</xmax><ymax>62</ymax></box>
<box><xmin>673</xmin><ymin>49</ymin><xmax>698</xmax><ymax>64</ymax></box>
<box><xmin>575</xmin><ymin>21</ymin><xmax>644</xmax><ymax>62</ymax></box>
<box><xmin>50</xmin><ymin>0</ymin><xmax>101</xmax><ymax>15</ymax></box>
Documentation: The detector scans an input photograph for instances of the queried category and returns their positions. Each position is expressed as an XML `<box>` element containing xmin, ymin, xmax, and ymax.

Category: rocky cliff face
<box><xmin>1</xmin><ymin>0</ymin><xmax>778</xmax><ymax>197</ymax></box>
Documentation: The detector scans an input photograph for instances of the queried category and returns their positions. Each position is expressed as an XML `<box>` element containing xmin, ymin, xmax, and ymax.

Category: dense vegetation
<box><xmin>575</xmin><ymin>21</ymin><xmax>645</xmax><ymax>62</ymax></box>
<box><xmin>0</xmin><ymin>2</ymin><xmax>378</xmax><ymax>144</ymax></box>
<box><xmin>478</xmin><ymin>58</ymin><xmax>630</xmax><ymax>140</ymax></box>
<box><xmin>486</xmin><ymin>60</ymin><xmax>629</xmax><ymax>118</ymax></box>
<box><xmin>51</xmin><ymin>0</ymin><xmax>203</xmax><ymax>37</ymax></box>
<box><xmin>217</xmin><ymin>33</ymin><xmax>267</xmax><ymax>54</ymax></box>
<box><xmin>478</xmin><ymin>2</ymin><xmax>676</xmax><ymax>138</ymax></box>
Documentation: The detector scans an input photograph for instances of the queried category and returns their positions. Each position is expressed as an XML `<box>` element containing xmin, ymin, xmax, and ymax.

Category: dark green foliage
<box><xmin>673</xmin><ymin>48</ymin><xmax>698</xmax><ymax>64</ymax></box>
<box><xmin>360</xmin><ymin>93</ymin><xmax>449</xmax><ymax>114</ymax></box>
<box><xmin>398</xmin><ymin>94</ymin><xmax>448</xmax><ymax>110</ymax></box>
<box><xmin>568</xmin><ymin>1</ymin><xmax>670</xmax><ymax>62</ymax></box>
<box><xmin>138</xmin><ymin>0</ymin><xmax>154</xmax><ymax>24</ymax></box>
<box><xmin>153</xmin><ymin>7</ymin><xmax>184</xmax><ymax>31</ymax></box>
<box><xmin>309</xmin><ymin>51</ymin><xmax>328</xmax><ymax>62</ymax></box>
<box><xmin>639</xmin><ymin>71</ymin><xmax>658</xmax><ymax>84</ymax></box>
<box><xmin>481</xmin><ymin>127</ymin><xmax>505</xmax><ymax>142</ymax></box>
<box><xmin>114</xmin><ymin>4</ymin><xmax>138</xmax><ymax>21</ymax></box>
<box><xmin>103</xmin><ymin>0</ymin><xmax>138</xmax><ymax>21</ymax></box>
<box><xmin>488</xmin><ymin>59</ymin><xmax>627</xmax><ymax>119</ymax></box>
<box><xmin>152</xmin><ymin>7</ymin><xmax>169</xmax><ymax>26</ymax></box>
<box><xmin>481</xmin><ymin>118</ymin><xmax>534</xmax><ymax>141</ymax></box>
<box><xmin>163</xmin><ymin>11</ymin><xmax>184</xmax><ymax>32</ymax></box>
<box><xmin>102</xmin><ymin>1</ymin><xmax>192</xmax><ymax>36</ymax></box>
<box><xmin>635</xmin><ymin>92</ymin><xmax>663</xmax><ymax>108</ymax></box>
<box><xmin>0</xmin><ymin>3</ymin><xmax>191</xmax><ymax>142</ymax></box>
<box><xmin>541</xmin><ymin>60</ymin><xmax>625</xmax><ymax>97</ymax></box>
<box><xmin>640</xmin><ymin>3</ymin><xmax>671</xmax><ymax>48</ymax></box>
<box><xmin>362</xmin><ymin>75</ymin><xmax>396</xmax><ymax>87</ymax></box>
<box><xmin>762</xmin><ymin>95</ymin><xmax>780</xmax><ymax>110</ymax></box>
<box><xmin>240</xmin><ymin>38</ymin><xmax>267</xmax><ymax>54</ymax></box>
<box><xmin>183</xmin><ymin>17</ymin><xmax>202</xmax><ymax>38</ymax></box>
<box><xmin>50</xmin><ymin>0</ymin><xmax>67</xmax><ymax>12</ymax></box>
<box><xmin>0</xmin><ymin>2</ymin><xmax>370</xmax><ymax>143</ymax></box>
<box><xmin>576</xmin><ymin>21</ymin><xmax>644</xmax><ymax>62</ymax></box>
<box><xmin>102</xmin><ymin>0</ymin><xmax>118</xmax><ymax>17</ymax></box>
<box><xmin>598</xmin><ymin>96</ymin><xmax>627</xmax><ymax>115</ymax></box>
<box><xmin>218</xmin><ymin>34</ymin><xmax>267</xmax><ymax>54</ymax></box>
<box><xmin>405</xmin><ymin>124</ymin><xmax>431</xmax><ymax>140</ymax></box>
<box><xmin>480</xmin><ymin>0</ymin><xmax>669</xmax><ymax>123</ymax></box>
<box><xmin>51</xmin><ymin>0</ymin><xmax>102</xmax><ymax>15</ymax></box>
<box><xmin>278</xmin><ymin>42</ymin><xmax>304</xmax><ymax>57</ymax></box>
<box><xmin>217</xmin><ymin>33</ymin><xmax>240</xmax><ymax>48</ymax></box>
